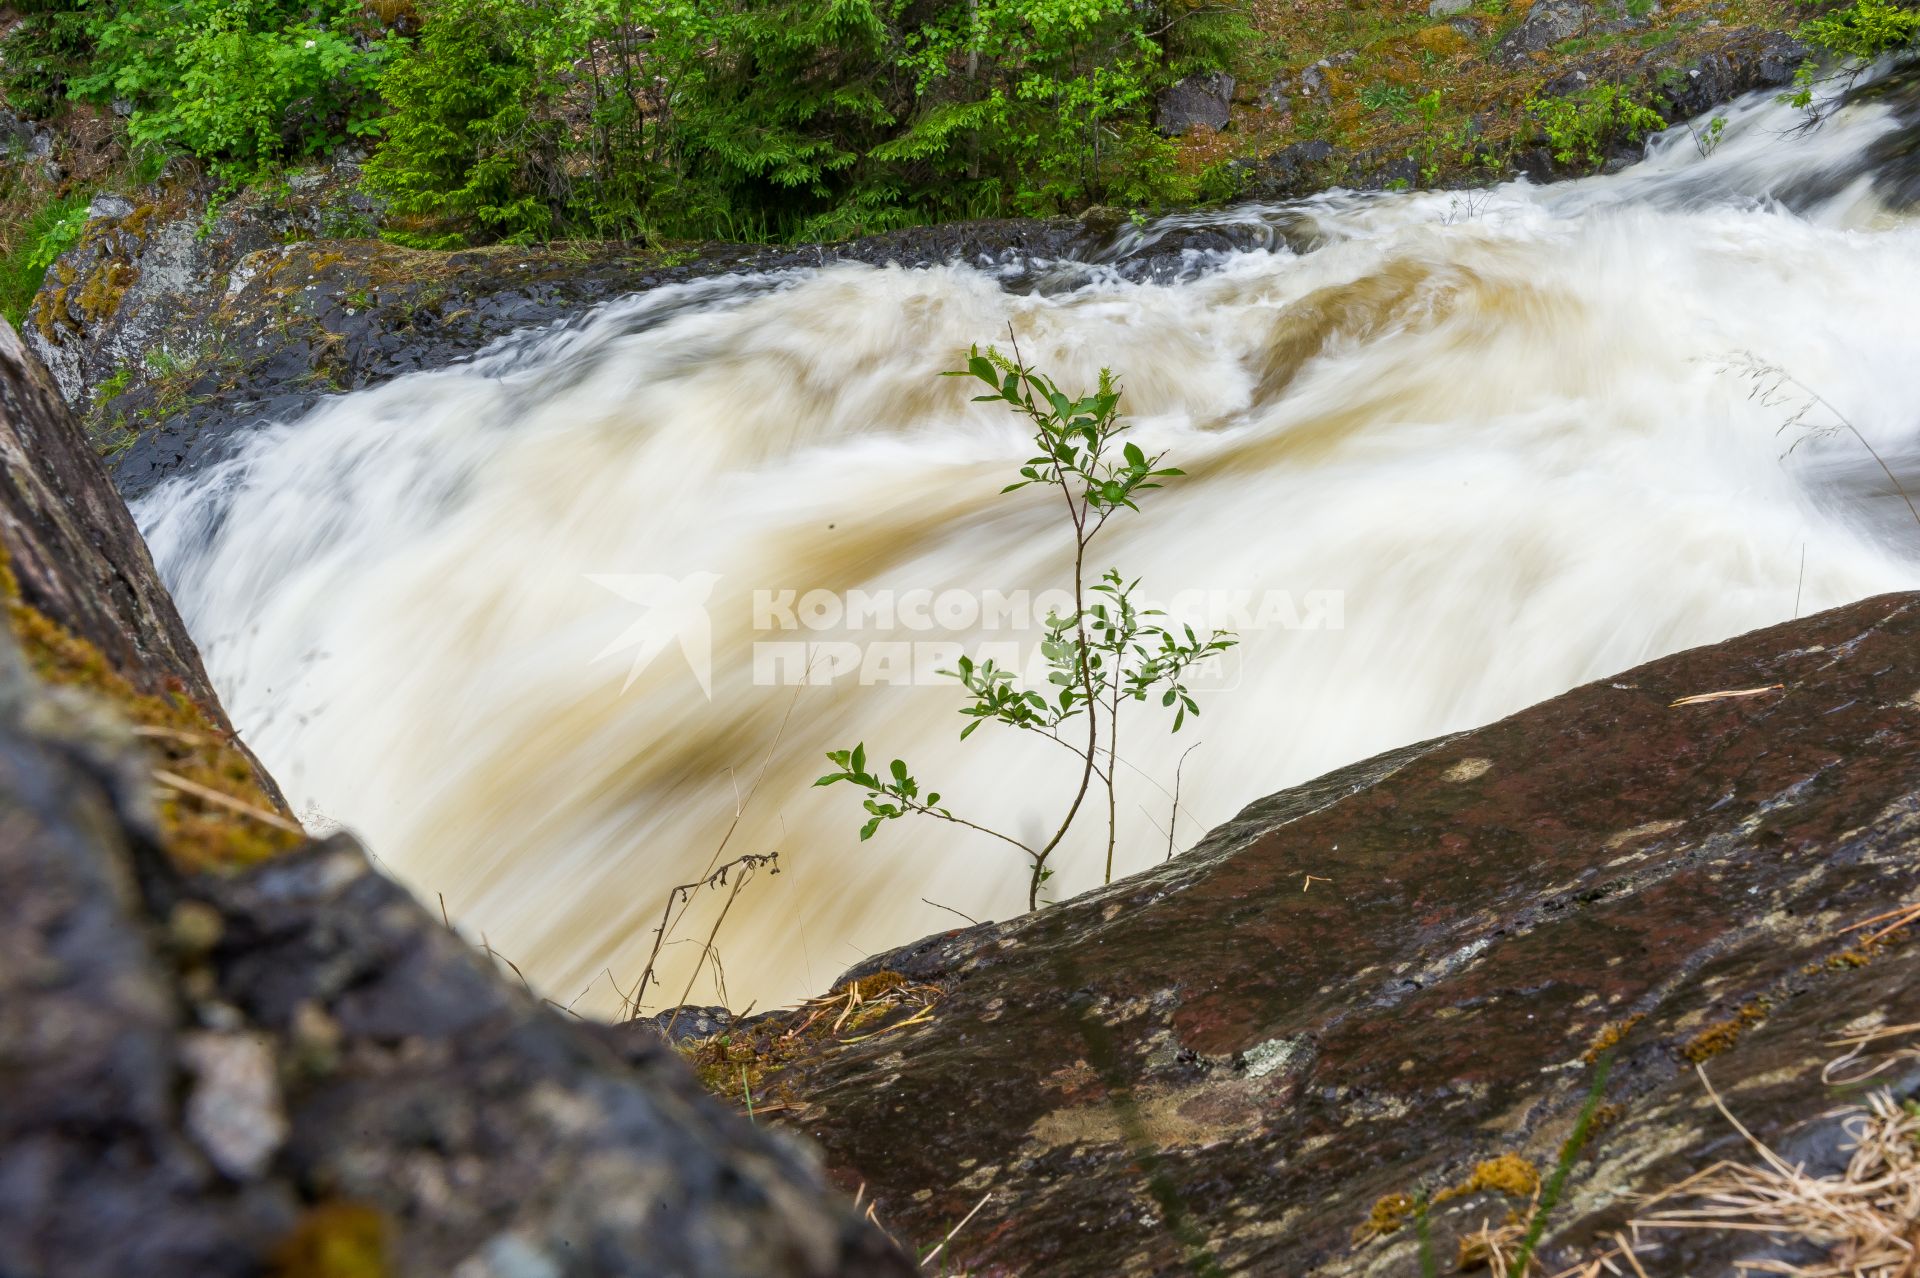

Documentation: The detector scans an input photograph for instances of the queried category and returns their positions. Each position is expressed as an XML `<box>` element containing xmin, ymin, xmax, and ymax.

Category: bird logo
<box><xmin>587</xmin><ymin>572</ymin><xmax>721</xmax><ymax>699</ymax></box>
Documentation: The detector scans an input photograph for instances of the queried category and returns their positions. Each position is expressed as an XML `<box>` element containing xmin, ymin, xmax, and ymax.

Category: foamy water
<box><xmin>140</xmin><ymin>80</ymin><xmax>1920</xmax><ymax>1015</ymax></box>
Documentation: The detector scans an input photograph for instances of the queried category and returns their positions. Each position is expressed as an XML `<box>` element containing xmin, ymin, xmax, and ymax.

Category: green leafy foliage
<box><xmin>1784</xmin><ymin>0</ymin><xmax>1920</xmax><ymax>109</ymax></box>
<box><xmin>819</xmin><ymin>346</ymin><xmax>1236</xmax><ymax>910</ymax></box>
<box><xmin>5</xmin><ymin>0</ymin><xmax>1248</xmax><ymax>244</ymax></box>
<box><xmin>1800</xmin><ymin>0</ymin><xmax>1920</xmax><ymax>60</ymax></box>
<box><xmin>0</xmin><ymin>0</ymin><xmax>94</xmax><ymax>118</ymax></box>
<box><xmin>363</xmin><ymin>0</ymin><xmax>586</xmax><ymax>245</ymax></box>
<box><xmin>1526</xmin><ymin>83</ymin><xmax>1667</xmax><ymax>170</ymax></box>
<box><xmin>0</xmin><ymin>192</ymin><xmax>87</xmax><ymax>329</ymax></box>
<box><xmin>369</xmin><ymin>0</ymin><xmax>1245</xmax><ymax>244</ymax></box>
<box><xmin>66</xmin><ymin>0</ymin><xmax>391</xmax><ymax>181</ymax></box>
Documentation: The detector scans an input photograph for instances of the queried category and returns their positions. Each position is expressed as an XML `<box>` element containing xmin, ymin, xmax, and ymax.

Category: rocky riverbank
<box><xmin>685</xmin><ymin>592</ymin><xmax>1920</xmax><ymax>1276</ymax></box>
<box><xmin>11</xmin><ymin>296</ymin><xmax>1918</xmax><ymax>1270</ymax></box>
<box><xmin>0</xmin><ymin>317</ymin><xmax>917</xmax><ymax>1278</ymax></box>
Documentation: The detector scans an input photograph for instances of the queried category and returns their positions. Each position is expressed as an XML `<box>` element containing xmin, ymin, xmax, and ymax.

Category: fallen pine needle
<box><xmin>839</xmin><ymin>1004</ymin><xmax>935</xmax><ymax>1043</ymax></box>
<box><xmin>1669</xmin><ymin>685</ymin><xmax>1785</xmax><ymax>708</ymax></box>
<box><xmin>1838</xmin><ymin>902</ymin><xmax>1920</xmax><ymax>946</ymax></box>
<box><xmin>922</xmin><ymin>1192</ymin><xmax>994</xmax><ymax>1266</ymax></box>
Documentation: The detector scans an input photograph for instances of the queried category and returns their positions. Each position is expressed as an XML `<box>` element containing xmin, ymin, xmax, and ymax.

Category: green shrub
<box><xmin>369</xmin><ymin>0</ymin><xmax>1245</xmax><ymax>245</ymax></box>
<box><xmin>361</xmin><ymin>0</ymin><xmax>570</xmax><ymax>245</ymax></box>
<box><xmin>1526</xmin><ymin>83</ymin><xmax>1667</xmax><ymax>170</ymax></box>
<box><xmin>1799</xmin><ymin>0</ymin><xmax>1920</xmax><ymax>60</ymax></box>
<box><xmin>819</xmin><ymin>347</ymin><xmax>1235</xmax><ymax>909</ymax></box>
<box><xmin>73</xmin><ymin>0</ymin><xmax>391</xmax><ymax>180</ymax></box>
<box><xmin>0</xmin><ymin>0</ymin><xmax>94</xmax><ymax>118</ymax></box>
<box><xmin>887</xmin><ymin>0</ymin><xmax>1242</xmax><ymax>221</ymax></box>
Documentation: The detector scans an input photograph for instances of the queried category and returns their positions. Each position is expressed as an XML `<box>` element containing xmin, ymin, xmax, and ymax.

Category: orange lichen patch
<box><xmin>1682</xmin><ymin>1001</ymin><xmax>1770</xmax><ymax>1064</ymax></box>
<box><xmin>1585</xmin><ymin>1013</ymin><xmax>1643</xmax><ymax>1064</ymax></box>
<box><xmin>838</xmin><ymin>969</ymin><xmax>910</xmax><ymax>1000</ymax></box>
<box><xmin>271</xmin><ymin>1203</ymin><xmax>392</xmax><ymax>1278</ymax></box>
<box><xmin>37</xmin><ymin>223</ymin><xmax>143</xmax><ymax>339</ymax></box>
<box><xmin>1356</xmin><ymin>1153</ymin><xmax>1542</xmax><ymax>1247</ymax></box>
<box><xmin>1435</xmin><ymin>1153</ymin><xmax>1542</xmax><ymax>1204</ymax></box>
<box><xmin>1</xmin><ymin>549</ymin><xmax>301</xmax><ymax>873</ymax></box>
<box><xmin>1353</xmin><ymin>1191</ymin><xmax>1417</xmax><ymax>1243</ymax></box>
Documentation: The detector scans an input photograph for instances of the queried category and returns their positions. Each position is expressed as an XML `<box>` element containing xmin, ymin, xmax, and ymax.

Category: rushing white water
<box><xmin>141</xmin><ymin>82</ymin><xmax>1920</xmax><ymax>1015</ymax></box>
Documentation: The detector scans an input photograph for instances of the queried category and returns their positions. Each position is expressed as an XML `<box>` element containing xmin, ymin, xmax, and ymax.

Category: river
<box><xmin>140</xmin><ymin>76</ymin><xmax>1920</xmax><ymax>1015</ymax></box>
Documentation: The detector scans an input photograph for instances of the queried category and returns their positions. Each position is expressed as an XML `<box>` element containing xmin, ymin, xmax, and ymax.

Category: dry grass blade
<box><xmin>152</xmin><ymin>769</ymin><xmax>305</xmax><ymax>833</ymax></box>
<box><xmin>1459</xmin><ymin>1213</ymin><xmax>1532</xmax><ymax>1275</ymax></box>
<box><xmin>780</xmin><ymin>973</ymin><xmax>943</xmax><ymax>1048</ymax></box>
<box><xmin>1542</xmin><ymin>1230</ymin><xmax>1658</xmax><ymax>1278</ymax></box>
<box><xmin>1825</xmin><ymin>1023</ymin><xmax>1920</xmax><ymax>1087</ymax></box>
<box><xmin>1631</xmin><ymin>1066</ymin><xmax>1920</xmax><ymax>1277</ymax></box>
<box><xmin>1669</xmin><ymin>685</ymin><xmax>1786</xmax><ymax>708</ymax></box>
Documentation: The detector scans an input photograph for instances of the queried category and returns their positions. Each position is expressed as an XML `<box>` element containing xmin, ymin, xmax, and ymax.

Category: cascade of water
<box><xmin>140</xmin><ymin>82</ymin><xmax>1920</xmax><ymax>1014</ymax></box>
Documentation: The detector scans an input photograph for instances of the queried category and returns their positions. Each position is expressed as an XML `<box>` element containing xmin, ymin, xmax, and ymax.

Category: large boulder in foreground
<box><xmin>724</xmin><ymin>593</ymin><xmax>1920</xmax><ymax>1277</ymax></box>
<box><xmin>0</xmin><ymin>318</ymin><xmax>914</xmax><ymax>1278</ymax></box>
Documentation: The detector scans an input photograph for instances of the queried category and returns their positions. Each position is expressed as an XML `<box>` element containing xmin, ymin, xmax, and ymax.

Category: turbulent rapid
<box><xmin>141</xmin><ymin>82</ymin><xmax>1920</xmax><ymax>1015</ymax></box>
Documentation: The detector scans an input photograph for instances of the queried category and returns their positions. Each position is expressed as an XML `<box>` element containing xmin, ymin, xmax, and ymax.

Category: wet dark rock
<box><xmin>0</xmin><ymin>319</ymin><xmax>229</xmax><ymax>715</ymax></box>
<box><xmin>1231</xmin><ymin>139</ymin><xmax>1340</xmax><ymax>200</ymax></box>
<box><xmin>1357</xmin><ymin>155</ymin><xmax>1423</xmax><ymax>191</ymax></box>
<box><xmin>1644</xmin><ymin>30</ymin><xmax>1805</xmax><ymax>119</ymax></box>
<box><xmin>1497</xmin><ymin>0</ymin><xmax>1606</xmax><ymax>60</ymax></box>
<box><xmin>640</xmin><ymin>1006</ymin><xmax>740</xmax><ymax>1044</ymax></box>
<box><xmin>1510</xmin><ymin>28</ymin><xmax>1806</xmax><ymax>177</ymax></box>
<box><xmin>1847</xmin><ymin>60</ymin><xmax>1920</xmax><ymax>208</ymax></box>
<box><xmin>1157</xmin><ymin>72</ymin><xmax>1235</xmax><ymax>136</ymax></box>
<box><xmin>736</xmin><ymin>594</ymin><xmax>1920</xmax><ymax>1277</ymax></box>
<box><xmin>0</xmin><ymin>327</ymin><xmax>915</xmax><ymax>1278</ymax></box>
<box><xmin>0</xmin><ymin>636</ymin><xmax>286</xmax><ymax>1278</ymax></box>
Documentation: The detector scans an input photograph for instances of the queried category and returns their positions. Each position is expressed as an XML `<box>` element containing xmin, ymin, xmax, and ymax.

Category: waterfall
<box><xmin>139</xmin><ymin>79</ymin><xmax>1920</xmax><ymax>1015</ymax></box>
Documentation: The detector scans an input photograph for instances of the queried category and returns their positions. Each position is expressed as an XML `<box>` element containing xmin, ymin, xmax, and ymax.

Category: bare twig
<box><xmin>1165</xmin><ymin>741</ymin><xmax>1200</xmax><ymax>861</ymax></box>
<box><xmin>921</xmin><ymin>897</ymin><xmax>981</xmax><ymax>927</ymax></box>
